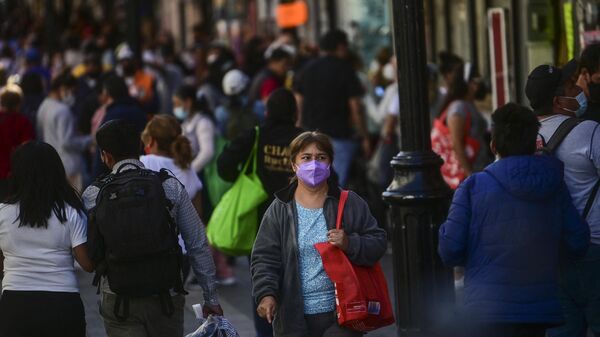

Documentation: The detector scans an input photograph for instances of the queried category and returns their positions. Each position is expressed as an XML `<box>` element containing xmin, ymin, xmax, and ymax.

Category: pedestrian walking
<box><xmin>218</xmin><ymin>88</ymin><xmax>304</xmax><ymax>337</ymax></box>
<box><xmin>294</xmin><ymin>29</ymin><xmax>370</xmax><ymax>188</ymax></box>
<box><xmin>140</xmin><ymin>114</ymin><xmax>235</xmax><ymax>287</ymax></box>
<box><xmin>176</xmin><ymin>84</ymin><xmax>217</xmax><ymax>176</ymax></box>
<box><xmin>439</xmin><ymin>103</ymin><xmax>590</xmax><ymax>337</ymax></box>
<box><xmin>0</xmin><ymin>84</ymin><xmax>34</xmax><ymax>199</ymax></box>
<box><xmin>248</xmin><ymin>47</ymin><xmax>293</xmax><ymax>119</ymax></box>
<box><xmin>37</xmin><ymin>72</ymin><xmax>93</xmax><ymax>191</ymax></box>
<box><xmin>526</xmin><ymin>64</ymin><xmax>600</xmax><ymax>337</ymax></box>
<box><xmin>577</xmin><ymin>43</ymin><xmax>600</xmax><ymax>122</ymax></box>
<box><xmin>431</xmin><ymin>63</ymin><xmax>490</xmax><ymax>189</ymax></box>
<box><xmin>251</xmin><ymin>131</ymin><xmax>387</xmax><ymax>337</ymax></box>
<box><xmin>91</xmin><ymin>75</ymin><xmax>147</xmax><ymax>178</ymax></box>
<box><xmin>0</xmin><ymin>141</ymin><xmax>94</xmax><ymax>337</ymax></box>
<box><xmin>83</xmin><ymin>120</ymin><xmax>223</xmax><ymax>337</ymax></box>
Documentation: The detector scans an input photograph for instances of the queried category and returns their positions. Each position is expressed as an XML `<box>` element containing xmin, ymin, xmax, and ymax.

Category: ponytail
<box><xmin>171</xmin><ymin>135</ymin><xmax>193</xmax><ymax>169</ymax></box>
<box><xmin>142</xmin><ymin>115</ymin><xmax>192</xmax><ymax>169</ymax></box>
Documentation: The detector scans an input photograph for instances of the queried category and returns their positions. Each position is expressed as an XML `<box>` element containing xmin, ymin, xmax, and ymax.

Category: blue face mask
<box><xmin>575</xmin><ymin>91</ymin><xmax>588</xmax><ymax>117</ymax></box>
<box><xmin>173</xmin><ymin>107</ymin><xmax>189</xmax><ymax>120</ymax></box>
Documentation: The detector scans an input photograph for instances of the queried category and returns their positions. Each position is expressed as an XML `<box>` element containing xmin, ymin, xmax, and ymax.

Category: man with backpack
<box><xmin>525</xmin><ymin>64</ymin><xmax>600</xmax><ymax>336</ymax></box>
<box><xmin>83</xmin><ymin>120</ymin><xmax>222</xmax><ymax>337</ymax></box>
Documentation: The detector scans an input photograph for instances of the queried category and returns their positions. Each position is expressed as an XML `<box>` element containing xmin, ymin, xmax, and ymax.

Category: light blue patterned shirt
<box><xmin>295</xmin><ymin>202</ymin><xmax>335</xmax><ymax>315</ymax></box>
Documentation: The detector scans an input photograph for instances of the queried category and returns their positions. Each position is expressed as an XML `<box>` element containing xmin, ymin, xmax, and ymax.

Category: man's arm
<box><xmin>217</xmin><ymin>129</ymin><xmax>255</xmax><ymax>182</ymax></box>
<box><xmin>438</xmin><ymin>178</ymin><xmax>472</xmax><ymax>266</ymax></box>
<box><xmin>172</xmin><ymin>181</ymin><xmax>219</xmax><ymax>306</ymax></box>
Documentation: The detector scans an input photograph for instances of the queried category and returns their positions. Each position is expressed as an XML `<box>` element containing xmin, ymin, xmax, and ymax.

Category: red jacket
<box><xmin>0</xmin><ymin>110</ymin><xmax>34</xmax><ymax>179</ymax></box>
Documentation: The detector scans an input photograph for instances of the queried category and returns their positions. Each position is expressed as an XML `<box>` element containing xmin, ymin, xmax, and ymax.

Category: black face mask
<box><xmin>589</xmin><ymin>81</ymin><xmax>600</xmax><ymax>103</ymax></box>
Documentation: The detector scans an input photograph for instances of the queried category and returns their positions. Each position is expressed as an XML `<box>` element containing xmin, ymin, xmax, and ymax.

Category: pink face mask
<box><xmin>296</xmin><ymin>160</ymin><xmax>330</xmax><ymax>187</ymax></box>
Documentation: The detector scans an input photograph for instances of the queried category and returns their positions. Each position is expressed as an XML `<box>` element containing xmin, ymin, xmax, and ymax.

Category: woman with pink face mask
<box><xmin>251</xmin><ymin>131</ymin><xmax>387</xmax><ymax>337</ymax></box>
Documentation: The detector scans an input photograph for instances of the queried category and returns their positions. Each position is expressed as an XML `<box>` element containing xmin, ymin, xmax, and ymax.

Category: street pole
<box><xmin>383</xmin><ymin>0</ymin><xmax>454</xmax><ymax>336</ymax></box>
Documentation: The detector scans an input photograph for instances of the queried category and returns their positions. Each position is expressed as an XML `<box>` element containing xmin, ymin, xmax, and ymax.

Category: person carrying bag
<box><xmin>207</xmin><ymin>126</ymin><xmax>268</xmax><ymax>256</ymax></box>
<box><xmin>314</xmin><ymin>190</ymin><xmax>395</xmax><ymax>332</ymax></box>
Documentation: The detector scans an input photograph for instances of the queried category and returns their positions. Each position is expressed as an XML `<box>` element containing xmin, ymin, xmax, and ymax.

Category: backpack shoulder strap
<box><xmin>542</xmin><ymin>117</ymin><xmax>581</xmax><ymax>154</ymax></box>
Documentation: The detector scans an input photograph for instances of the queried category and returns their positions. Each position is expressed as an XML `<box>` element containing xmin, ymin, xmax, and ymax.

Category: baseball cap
<box><xmin>222</xmin><ymin>69</ymin><xmax>249</xmax><ymax>96</ymax></box>
<box><xmin>525</xmin><ymin>65</ymin><xmax>562</xmax><ymax>113</ymax></box>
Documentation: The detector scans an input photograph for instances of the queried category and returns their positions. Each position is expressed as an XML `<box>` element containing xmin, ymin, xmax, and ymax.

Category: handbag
<box><xmin>431</xmin><ymin>108</ymin><xmax>480</xmax><ymax>189</ymax></box>
<box><xmin>314</xmin><ymin>191</ymin><xmax>395</xmax><ymax>332</ymax></box>
<box><xmin>203</xmin><ymin>135</ymin><xmax>233</xmax><ymax>207</ymax></box>
<box><xmin>206</xmin><ymin>127</ymin><xmax>268</xmax><ymax>256</ymax></box>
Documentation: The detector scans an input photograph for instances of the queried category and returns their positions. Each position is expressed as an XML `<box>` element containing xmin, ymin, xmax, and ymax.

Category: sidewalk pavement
<box><xmin>78</xmin><ymin>252</ymin><xmax>398</xmax><ymax>337</ymax></box>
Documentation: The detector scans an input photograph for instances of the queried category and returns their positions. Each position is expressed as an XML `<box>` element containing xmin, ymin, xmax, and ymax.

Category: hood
<box><xmin>484</xmin><ymin>155</ymin><xmax>564</xmax><ymax>201</ymax></box>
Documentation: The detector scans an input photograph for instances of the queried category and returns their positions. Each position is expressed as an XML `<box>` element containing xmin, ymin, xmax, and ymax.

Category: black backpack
<box><xmin>539</xmin><ymin>117</ymin><xmax>599</xmax><ymax>218</ymax></box>
<box><xmin>89</xmin><ymin>165</ymin><xmax>184</xmax><ymax>320</ymax></box>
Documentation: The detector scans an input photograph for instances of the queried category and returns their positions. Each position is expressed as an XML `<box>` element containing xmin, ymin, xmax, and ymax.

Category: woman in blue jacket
<box><xmin>439</xmin><ymin>103</ymin><xmax>589</xmax><ymax>337</ymax></box>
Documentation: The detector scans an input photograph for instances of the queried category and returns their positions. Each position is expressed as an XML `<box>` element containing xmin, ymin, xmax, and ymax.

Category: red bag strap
<box><xmin>336</xmin><ymin>190</ymin><xmax>349</xmax><ymax>230</ymax></box>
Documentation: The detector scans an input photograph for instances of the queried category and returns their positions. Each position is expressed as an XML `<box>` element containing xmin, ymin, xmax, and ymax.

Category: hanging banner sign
<box><xmin>488</xmin><ymin>8</ymin><xmax>510</xmax><ymax>110</ymax></box>
<box><xmin>276</xmin><ymin>1</ymin><xmax>308</xmax><ymax>28</ymax></box>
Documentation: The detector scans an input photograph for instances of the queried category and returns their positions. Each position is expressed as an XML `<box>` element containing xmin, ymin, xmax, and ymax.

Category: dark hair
<box><xmin>269</xmin><ymin>48</ymin><xmax>292</xmax><ymax>62</ymax></box>
<box><xmin>175</xmin><ymin>84</ymin><xmax>214</xmax><ymax>119</ymax></box>
<box><xmin>50</xmin><ymin>71</ymin><xmax>77</xmax><ymax>91</ymax></box>
<box><xmin>141</xmin><ymin>115</ymin><xmax>192</xmax><ymax>169</ymax></box>
<box><xmin>439</xmin><ymin>64</ymin><xmax>469</xmax><ymax>115</ymax></box>
<box><xmin>4</xmin><ymin>142</ymin><xmax>85</xmax><ymax>228</ymax></box>
<box><xmin>266</xmin><ymin>88</ymin><xmax>297</xmax><ymax>124</ymax></box>
<box><xmin>319</xmin><ymin>29</ymin><xmax>348</xmax><ymax>52</ymax></box>
<box><xmin>290</xmin><ymin>131</ymin><xmax>334</xmax><ymax>164</ymax></box>
<box><xmin>96</xmin><ymin>119</ymin><xmax>141</xmax><ymax>162</ymax></box>
<box><xmin>0</xmin><ymin>90</ymin><xmax>21</xmax><ymax>111</ymax></box>
<box><xmin>103</xmin><ymin>75</ymin><xmax>130</xmax><ymax>101</ymax></box>
<box><xmin>20</xmin><ymin>72</ymin><xmax>44</xmax><ymax>95</ymax></box>
<box><xmin>580</xmin><ymin>43</ymin><xmax>600</xmax><ymax>74</ymax></box>
<box><xmin>438</xmin><ymin>51</ymin><xmax>463</xmax><ymax>76</ymax></box>
<box><xmin>491</xmin><ymin>103</ymin><xmax>540</xmax><ymax>157</ymax></box>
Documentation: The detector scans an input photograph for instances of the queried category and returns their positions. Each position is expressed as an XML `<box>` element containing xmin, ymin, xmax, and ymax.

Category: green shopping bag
<box><xmin>206</xmin><ymin>127</ymin><xmax>268</xmax><ymax>256</ymax></box>
<box><xmin>203</xmin><ymin>135</ymin><xmax>233</xmax><ymax>207</ymax></box>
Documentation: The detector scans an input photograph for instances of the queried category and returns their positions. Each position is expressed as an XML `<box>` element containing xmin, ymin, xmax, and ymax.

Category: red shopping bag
<box><xmin>314</xmin><ymin>190</ymin><xmax>395</xmax><ymax>332</ymax></box>
<box><xmin>431</xmin><ymin>109</ymin><xmax>480</xmax><ymax>189</ymax></box>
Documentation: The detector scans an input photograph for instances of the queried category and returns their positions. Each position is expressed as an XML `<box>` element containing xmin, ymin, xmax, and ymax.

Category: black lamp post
<box><xmin>383</xmin><ymin>0</ymin><xmax>455</xmax><ymax>336</ymax></box>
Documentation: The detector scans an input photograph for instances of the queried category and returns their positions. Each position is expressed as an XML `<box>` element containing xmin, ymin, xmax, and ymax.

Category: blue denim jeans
<box><xmin>331</xmin><ymin>138</ymin><xmax>359</xmax><ymax>188</ymax></box>
<box><xmin>547</xmin><ymin>244</ymin><xmax>600</xmax><ymax>337</ymax></box>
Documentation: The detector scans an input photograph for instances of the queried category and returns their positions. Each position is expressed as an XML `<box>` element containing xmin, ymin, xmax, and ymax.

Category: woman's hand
<box><xmin>257</xmin><ymin>296</ymin><xmax>277</xmax><ymax>324</ymax></box>
<box><xmin>328</xmin><ymin>229</ymin><xmax>349</xmax><ymax>251</ymax></box>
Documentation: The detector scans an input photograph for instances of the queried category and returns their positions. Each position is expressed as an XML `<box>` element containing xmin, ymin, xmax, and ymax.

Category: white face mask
<box><xmin>62</xmin><ymin>92</ymin><xmax>75</xmax><ymax>107</ymax></box>
<box><xmin>174</xmin><ymin>107</ymin><xmax>189</xmax><ymax>120</ymax></box>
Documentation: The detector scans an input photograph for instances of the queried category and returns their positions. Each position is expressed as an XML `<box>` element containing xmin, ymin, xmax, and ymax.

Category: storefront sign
<box><xmin>488</xmin><ymin>8</ymin><xmax>510</xmax><ymax>110</ymax></box>
<box><xmin>276</xmin><ymin>1</ymin><xmax>308</xmax><ymax>28</ymax></box>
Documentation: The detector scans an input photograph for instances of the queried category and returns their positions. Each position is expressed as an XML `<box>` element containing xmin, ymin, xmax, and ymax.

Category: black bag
<box><xmin>89</xmin><ymin>166</ymin><xmax>184</xmax><ymax>320</ymax></box>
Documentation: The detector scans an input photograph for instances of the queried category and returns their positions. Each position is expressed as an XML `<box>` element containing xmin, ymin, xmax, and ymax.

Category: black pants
<box><xmin>305</xmin><ymin>311</ymin><xmax>363</xmax><ymax>337</ymax></box>
<box><xmin>465</xmin><ymin>323</ymin><xmax>550</xmax><ymax>337</ymax></box>
<box><xmin>0</xmin><ymin>290</ymin><xmax>86</xmax><ymax>337</ymax></box>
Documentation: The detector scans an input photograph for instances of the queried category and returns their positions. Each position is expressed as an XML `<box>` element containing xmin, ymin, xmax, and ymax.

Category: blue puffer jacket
<box><xmin>439</xmin><ymin>155</ymin><xmax>589</xmax><ymax>323</ymax></box>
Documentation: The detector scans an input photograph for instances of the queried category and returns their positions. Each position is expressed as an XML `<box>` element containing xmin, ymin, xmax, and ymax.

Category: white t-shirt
<box><xmin>0</xmin><ymin>203</ymin><xmax>87</xmax><ymax>293</ymax></box>
<box><xmin>139</xmin><ymin>154</ymin><xmax>203</xmax><ymax>198</ymax></box>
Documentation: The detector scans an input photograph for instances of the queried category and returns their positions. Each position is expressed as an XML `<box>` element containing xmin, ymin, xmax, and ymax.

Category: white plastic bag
<box><xmin>185</xmin><ymin>315</ymin><xmax>240</xmax><ymax>337</ymax></box>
